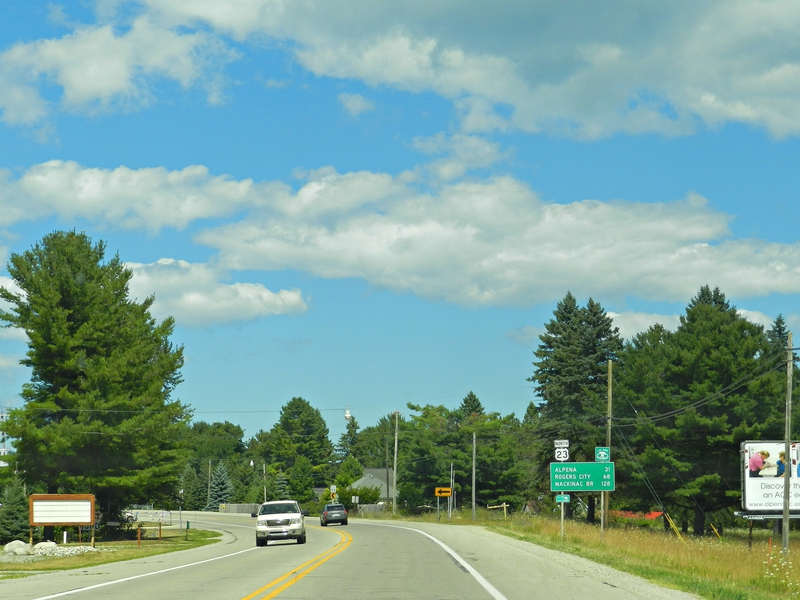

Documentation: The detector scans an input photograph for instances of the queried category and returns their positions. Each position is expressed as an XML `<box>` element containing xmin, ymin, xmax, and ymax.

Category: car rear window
<box><xmin>327</xmin><ymin>504</ymin><xmax>345</xmax><ymax>511</ymax></box>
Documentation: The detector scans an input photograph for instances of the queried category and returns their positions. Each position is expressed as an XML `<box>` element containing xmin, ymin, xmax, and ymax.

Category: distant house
<box><xmin>351</xmin><ymin>468</ymin><xmax>393</xmax><ymax>501</ymax></box>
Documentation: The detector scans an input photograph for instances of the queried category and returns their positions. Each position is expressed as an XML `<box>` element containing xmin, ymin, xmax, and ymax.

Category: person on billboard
<box><xmin>776</xmin><ymin>452</ymin><xmax>787</xmax><ymax>477</ymax></box>
<box><xmin>749</xmin><ymin>450</ymin><xmax>772</xmax><ymax>477</ymax></box>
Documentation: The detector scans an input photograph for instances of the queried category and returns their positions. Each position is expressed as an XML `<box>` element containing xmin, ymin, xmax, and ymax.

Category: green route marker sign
<box><xmin>555</xmin><ymin>494</ymin><xmax>570</xmax><ymax>503</ymax></box>
<box><xmin>550</xmin><ymin>462</ymin><xmax>615</xmax><ymax>492</ymax></box>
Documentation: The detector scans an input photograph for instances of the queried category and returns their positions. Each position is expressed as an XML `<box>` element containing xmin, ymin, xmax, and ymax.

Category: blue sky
<box><xmin>2</xmin><ymin>1</ymin><xmax>800</xmax><ymax>442</ymax></box>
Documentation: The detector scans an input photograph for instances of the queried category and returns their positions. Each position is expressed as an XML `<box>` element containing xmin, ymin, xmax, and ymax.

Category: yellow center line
<box><xmin>241</xmin><ymin>528</ymin><xmax>353</xmax><ymax>600</ymax></box>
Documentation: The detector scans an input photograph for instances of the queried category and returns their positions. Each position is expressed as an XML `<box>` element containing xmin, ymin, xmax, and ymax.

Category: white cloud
<box><xmin>0</xmin><ymin>160</ymin><xmax>285</xmax><ymax>232</ymax></box>
<box><xmin>129</xmin><ymin>0</ymin><xmax>800</xmax><ymax>138</ymax></box>
<box><xmin>0</xmin><ymin>275</ymin><xmax>24</xmax><ymax>316</ymax></box>
<box><xmin>608</xmin><ymin>311</ymin><xmax>682</xmax><ymax>340</ymax></box>
<box><xmin>6</xmin><ymin>159</ymin><xmax>800</xmax><ymax>311</ymax></box>
<box><xmin>0</xmin><ymin>328</ymin><xmax>26</xmax><ymax>342</ymax></box>
<box><xmin>127</xmin><ymin>259</ymin><xmax>308</xmax><ymax>327</ymax></box>
<box><xmin>0</xmin><ymin>16</ymin><xmax>236</xmax><ymax>124</ymax></box>
<box><xmin>412</xmin><ymin>133</ymin><xmax>505</xmax><ymax>182</ymax></box>
<box><xmin>0</xmin><ymin>354</ymin><xmax>22</xmax><ymax>372</ymax></box>
<box><xmin>194</xmin><ymin>168</ymin><xmax>800</xmax><ymax>307</ymax></box>
<box><xmin>338</xmin><ymin>92</ymin><xmax>375</xmax><ymax>117</ymax></box>
<box><xmin>736</xmin><ymin>309</ymin><xmax>773</xmax><ymax>329</ymax></box>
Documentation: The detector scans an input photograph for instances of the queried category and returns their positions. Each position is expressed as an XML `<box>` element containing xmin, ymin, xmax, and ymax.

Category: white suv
<box><xmin>255</xmin><ymin>500</ymin><xmax>307</xmax><ymax>546</ymax></box>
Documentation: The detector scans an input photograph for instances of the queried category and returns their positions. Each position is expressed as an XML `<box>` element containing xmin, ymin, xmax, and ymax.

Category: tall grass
<box><xmin>372</xmin><ymin>509</ymin><xmax>800</xmax><ymax>600</ymax></box>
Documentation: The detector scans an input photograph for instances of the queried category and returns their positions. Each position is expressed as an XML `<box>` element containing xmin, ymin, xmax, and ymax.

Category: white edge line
<box><xmin>361</xmin><ymin>523</ymin><xmax>508</xmax><ymax>600</ymax></box>
<box><xmin>34</xmin><ymin>546</ymin><xmax>257</xmax><ymax>600</ymax></box>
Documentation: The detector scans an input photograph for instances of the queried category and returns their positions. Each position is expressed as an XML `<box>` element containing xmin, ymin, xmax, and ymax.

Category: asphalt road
<box><xmin>0</xmin><ymin>512</ymin><xmax>699</xmax><ymax>600</ymax></box>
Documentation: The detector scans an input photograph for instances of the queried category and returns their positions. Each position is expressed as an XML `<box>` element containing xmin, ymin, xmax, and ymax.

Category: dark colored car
<box><xmin>320</xmin><ymin>503</ymin><xmax>348</xmax><ymax>526</ymax></box>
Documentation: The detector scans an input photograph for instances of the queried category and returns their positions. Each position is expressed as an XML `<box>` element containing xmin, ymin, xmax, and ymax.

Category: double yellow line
<box><xmin>241</xmin><ymin>528</ymin><xmax>353</xmax><ymax>600</ymax></box>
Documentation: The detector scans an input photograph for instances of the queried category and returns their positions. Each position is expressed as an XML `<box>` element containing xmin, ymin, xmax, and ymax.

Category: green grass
<box><xmin>0</xmin><ymin>528</ymin><xmax>220</xmax><ymax>579</ymax></box>
<box><xmin>362</xmin><ymin>510</ymin><xmax>800</xmax><ymax>600</ymax></box>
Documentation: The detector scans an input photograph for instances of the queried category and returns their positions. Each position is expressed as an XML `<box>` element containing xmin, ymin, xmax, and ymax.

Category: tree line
<box><xmin>0</xmin><ymin>232</ymin><xmax>795</xmax><ymax>540</ymax></box>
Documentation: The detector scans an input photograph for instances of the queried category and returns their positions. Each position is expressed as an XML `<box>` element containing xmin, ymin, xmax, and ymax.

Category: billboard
<box><xmin>29</xmin><ymin>494</ymin><xmax>95</xmax><ymax>526</ymax></box>
<box><xmin>741</xmin><ymin>441</ymin><xmax>800</xmax><ymax>512</ymax></box>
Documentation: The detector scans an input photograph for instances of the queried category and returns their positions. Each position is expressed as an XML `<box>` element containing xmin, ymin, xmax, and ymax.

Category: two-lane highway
<box><xmin>0</xmin><ymin>512</ymin><xmax>699</xmax><ymax>599</ymax></box>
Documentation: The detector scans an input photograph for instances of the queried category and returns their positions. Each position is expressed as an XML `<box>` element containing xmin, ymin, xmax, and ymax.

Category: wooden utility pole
<box><xmin>602</xmin><ymin>359</ymin><xmax>612</xmax><ymax>541</ymax></box>
<box><xmin>472</xmin><ymin>431</ymin><xmax>476</xmax><ymax>521</ymax></box>
<box><xmin>783</xmin><ymin>332</ymin><xmax>793</xmax><ymax>554</ymax></box>
<box><xmin>393</xmin><ymin>411</ymin><xmax>399</xmax><ymax>515</ymax></box>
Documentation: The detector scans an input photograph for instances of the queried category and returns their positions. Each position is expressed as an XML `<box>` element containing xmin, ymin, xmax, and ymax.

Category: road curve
<box><xmin>0</xmin><ymin>512</ymin><xmax>699</xmax><ymax>600</ymax></box>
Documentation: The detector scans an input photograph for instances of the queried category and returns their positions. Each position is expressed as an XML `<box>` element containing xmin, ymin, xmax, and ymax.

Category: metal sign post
<box><xmin>556</xmin><ymin>494</ymin><xmax>569</xmax><ymax>541</ymax></box>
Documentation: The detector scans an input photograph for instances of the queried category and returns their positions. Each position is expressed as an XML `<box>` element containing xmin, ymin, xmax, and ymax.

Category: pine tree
<box><xmin>527</xmin><ymin>292</ymin><xmax>622</xmax><ymax>520</ymax></box>
<box><xmin>204</xmin><ymin>462</ymin><xmax>234</xmax><ymax>511</ymax></box>
<box><xmin>335</xmin><ymin>455</ymin><xmax>364</xmax><ymax>487</ymax></box>
<box><xmin>0</xmin><ymin>232</ymin><xmax>188</xmax><ymax>522</ymax></box>
<box><xmin>0</xmin><ymin>476</ymin><xmax>30</xmax><ymax>543</ymax></box>
<box><xmin>274</xmin><ymin>472</ymin><xmax>290</xmax><ymax>500</ymax></box>
<box><xmin>289</xmin><ymin>456</ymin><xmax>315</xmax><ymax>502</ymax></box>
<box><xmin>458</xmin><ymin>391</ymin><xmax>484</xmax><ymax>418</ymax></box>
<box><xmin>273</xmin><ymin>397</ymin><xmax>334</xmax><ymax>486</ymax></box>
<box><xmin>336</xmin><ymin>416</ymin><xmax>360</xmax><ymax>461</ymax></box>
<box><xmin>179</xmin><ymin>463</ymin><xmax>206</xmax><ymax>511</ymax></box>
<box><xmin>616</xmin><ymin>286</ymin><xmax>785</xmax><ymax>535</ymax></box>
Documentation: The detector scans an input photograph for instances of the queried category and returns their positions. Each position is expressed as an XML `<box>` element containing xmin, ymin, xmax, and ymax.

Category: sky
<box><xmin>1</xmin><ymin>1</ymin><xmax>800</xmax><ymax>443</ymax></box>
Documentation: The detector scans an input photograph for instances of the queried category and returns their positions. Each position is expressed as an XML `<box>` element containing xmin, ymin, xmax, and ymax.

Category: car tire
<box><xmin>321</xmin><ymin>520</ymin><xmax>327</xmax><ymax>526</ymax></box>
<box><xmin>343</xmin><ymin>519</ymin><xmax>348</xmax><ymax>525</ymax></box>
<box><xmin>256</xmin><ymin>538</ymin><xmax>266</xmax><ymax>547</ymax></box>
<box><xmin>298</xmin><ymin>533</ymin><xmax>307</xmax><ymax>544</ymax></box>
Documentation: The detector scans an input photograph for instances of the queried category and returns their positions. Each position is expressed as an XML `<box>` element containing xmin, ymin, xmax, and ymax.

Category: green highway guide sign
<box><xmin>550</xmin><ymin>462</ymin><xmax>615</xmax><ymax>492</ymax></box>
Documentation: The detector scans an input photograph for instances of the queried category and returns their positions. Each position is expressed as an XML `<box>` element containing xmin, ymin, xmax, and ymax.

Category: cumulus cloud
<box><xmin>190</xmin><ymin>168</ymin><xmax>800</xmax><ymax>307</ymax></box>
<box><xmin>413</xmin><ymin>133</ymin><xmax>505</xmax><ymax>182</ymax></box>
<box><xmin>0</xmin><ymin>16</ymin><xmax>236</xmax><ymax>124</ymax></box>
<box><xmin>5</xmin><ymin>2</ymin><xmax>800</xmax><ymax>136</ymax></box>
<box><xmin>0</xmin><ymin>354</ymin><xmax>22</xmax><ymax>372</ymax></box>
<box><xmin>5</xmin><ymin>158</ymin><xmax>800</xmax><ymax>312</ymax></box>
<box><xmin>113</xmin><ymin>1</ymin><xmax>800</xmax><ymax>138</ymax></box>
<box><xmin>338</xmin><ymin>92</ymin><xmax>375</xmax><ymax>117</ymax></box>
<box><xmin>608</xmin><ymin>311</ymin><xmax>682</xmax><ymax>340</ymax></box>
<box><xmin>127</xmin><ymin>259</ymin><xmax>308</xmax><ymax>327</ymax></box>
<box><xmin>0</xmin><ymin>160</ymin><xmax>286</xmax><ymax>232</ymax></box>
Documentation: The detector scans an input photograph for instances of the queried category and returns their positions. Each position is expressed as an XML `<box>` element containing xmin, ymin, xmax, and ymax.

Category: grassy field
<box><xmin>0</xmin><ymin>527</ymin><xmax>220</xmax><ymax>579</ymax></box>
<box><xmin>372</xmin><ymin>510</ymin><xmax>799</xmax><ymax>600</ymax></box>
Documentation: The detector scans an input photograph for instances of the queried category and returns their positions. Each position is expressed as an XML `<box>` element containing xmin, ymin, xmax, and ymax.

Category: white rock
<box><xmin>5</xmin><ymin>540</ymin><xmax>32</xmax><ymax>555</ymax></box>
<box><xmin>33</xmin><ymin>541</ymin><xmax>59</xmax><ymax>556</ymax></box>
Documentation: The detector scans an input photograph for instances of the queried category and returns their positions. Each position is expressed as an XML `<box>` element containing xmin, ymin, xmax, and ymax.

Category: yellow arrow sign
<box><xmin>434</xmin><ymin>487</ymin><xmax>452</xmax><ymax>497</ymax></box>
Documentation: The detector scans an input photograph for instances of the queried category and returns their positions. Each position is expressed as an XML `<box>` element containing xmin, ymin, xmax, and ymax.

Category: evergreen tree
<box><xmin>0</xmin><ymin>232</ymin><xmax>188</xmax><ymax>522</ymax></box>
<box><xmin>527</xmin><ymin>292</ymin><xmax>622</xmax><ymax>520</ymax></box>
<box><xmin>767</xmin><ymin>314</ymin><xmax>789</xmax><ymax>354</ymax></box>
<box><xmin>179</xmin><ymin>463</ymin><xmax>206</xmax><ymax>511</ymax></box>
<box><xmin>183</xmin><ymin>421</ymin><xmax>245</xmax><ymax>461</ymax></box>
<box><xmin>289</xmin><ymin>456</ymin><xmax>315</xmax><ymax>502</ymax></box>
<box><xmin>274</xmin><ymin>472</ymin><xmax>290</xmax><ymax>500</ymax></box>
<box><xmin>616</xmin><ymin>286</ymin><xmax>786</xmax><ymax>535</ymax></box>
<box><xmin>335</xmin><ymin>455</ymin><xmax>364</xmax><ymax>488</ymax></box>
<box><xmin>522</xmin><ymin>401</ymin><xmax>539</xmax><ymax>425</ymax></box>
<box><xmin>336</xmin><ymin>416</ymin><xmax>360</xmax><ymax>461</ymax></box>
<box><xmin>458</xmin><ymin>391</ymin><xmax>484</xmax><ymax>419</ymax></box>
<box><xmin>204</xmin><ymin>462</ymin><xmax>234</xmax><ymax>511</ymax></box>
<box><xmin>273</xmin><ymin>397</ymin><xmax>333</xmax><ymax>485</ymax></box>
<box><xmin>0</xmin><ymin>475</ymin><xmax>29</xmax><ymax>543</ymax></box>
